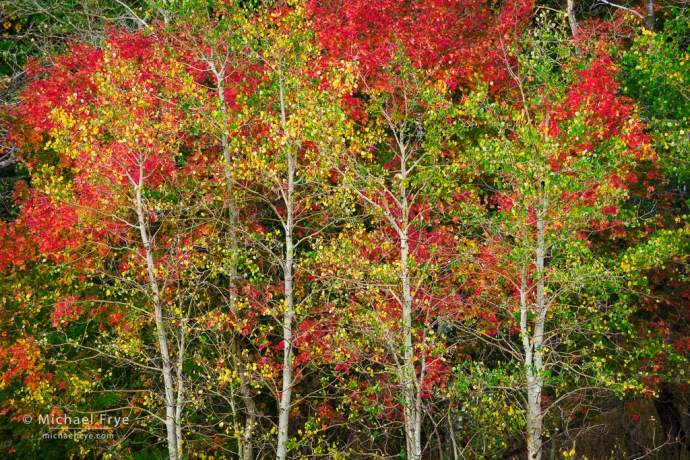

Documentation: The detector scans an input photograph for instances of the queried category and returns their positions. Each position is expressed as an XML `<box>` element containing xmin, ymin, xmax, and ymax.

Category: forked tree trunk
<box><xmin>216</xmin><ymin>72</ymin><xmax>258</xmax><ymax>460</ymax></box>
<box><xmin>398</xmin><ymin>141</ymin><xmax>423</xmax><ymax>460</ymax></box>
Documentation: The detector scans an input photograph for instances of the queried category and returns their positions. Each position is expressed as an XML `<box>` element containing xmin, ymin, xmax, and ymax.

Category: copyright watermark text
<box><xmin>21</xmin><ymin>413</ymin><xmax>129</xmax><ymax>428</ymax></box>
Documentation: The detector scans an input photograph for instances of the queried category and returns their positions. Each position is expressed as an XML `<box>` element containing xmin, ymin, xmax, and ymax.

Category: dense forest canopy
<box><xmin>1</xmin><ymin>1</ymin><xmax>690</xmax><ymax>459</ymax></box>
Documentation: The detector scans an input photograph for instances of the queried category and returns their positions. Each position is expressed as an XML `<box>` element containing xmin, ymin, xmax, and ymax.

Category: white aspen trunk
<box><xmin>526</xmin><ymin>376</ymin><xmax>543</xmax><ymax>460</ymax></box>
<box><xmin>399</xmin><ymin>148</ymin><xmax>422</xmax><ymax>460</ymax></box>
<box><xmin>276</xmin><ymin>210</ymin><xmax>294</xmax><ymax>460</ymax></box>
<box><xmin>276</xmin><ymin>63</ymin><xmax>295</xmax><ymax>460</ymax></box>
<box><xmin>566</xmin><ymin>0</ymin><xmax>578</xmax><ymax>37</ymax></box>
<box><xmin>524</xmin><ymin>193</ymin><xmax>547</xmax><ymax>460</ymax></box>
<box><xmin>644</xmin><ymin>0</ymin><xmax>655</xmax><ymax>31</ymax></box>
<box><xmin>216</xmin><ymin>74</ymin><xmax>257</xmax><ymax>460</ymax></box>
<box><xmin>414</xmin><ymin>393</ymin><xmax>422</xmax><ymax>459</ymax></box>
<box><xmin>236</xmin><ymin>338</ymin><xmax>258</xmax><ymax>460</ymax></box>
<box><xmin>175</xmin><ymin>323</ymin><xmax>185</xmax><ymax>457</ymax></box>
<box><xmin>401</xmin><ymin>234</ymin><xmax>421</xmax><ymax>460</ymax></box>
<box><xmin>135</xmin><ymin>182</ymin><xmax>179</xmax><ymax>460</ymax></box>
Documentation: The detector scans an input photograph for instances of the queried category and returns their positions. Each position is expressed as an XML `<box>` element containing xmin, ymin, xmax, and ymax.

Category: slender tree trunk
<box><xmin>276</xmin><ymin>62</ymin><xmax>295</xmax><ymax>460</ymax></box>
<box><xmin>401</xmin><ymin>234</ymin><xmax>422</xmax><ymax>460</ymax></box>
<box><xmin>521</xmin><ymin>263</ymin><xmax>542</xmax><ymax>460</ymax></box>
<box><xmin>135</xmin><ymin>183</ymin><xmax>179</xmax><ymax>460</ymax></box>
<box><xmin>523</xmin><ymin>193</ymin><xmax>547</xmax><ymax>460</ymax></box>
<box><xmin>566</xmin><ymin>0</ymin><xmax>578</xmax><ymax>37</ymax></box>
<box><xmin>398</xmin><ymin>146</ymin><xmax>422</xmax><ymax>460</ymax></box>
<box><xmin>276</xmin><ymin>165</ymin><xmax>295</xmax><ymax>460</ymax></box>
<box><xmin>175</xmin><ymin>322</ymin><xmax>186</xmax><ymax>456</ymax></box>
<box><xmin>236</xmin><ymin>337</ymin><xmax>258</xmax><ymax>460</ymax></box>
<box><xmin>448</xmin><ymin>416</ymin><xmax>461</xmax><ymax>460</ymax></box>
<box><xmin>645</xmin><ymin>0</ymin><xmax>655</xmax><ymax>31</ymax></box>
<box><xmin>525</xmin><ymin>371</ymin><xmax>543</xmax><ymax>460</ymax></box>
<box><xmin>216</xmin><ymin>75</ymin><xmax>258</xmax><ymax>460</ymax></box>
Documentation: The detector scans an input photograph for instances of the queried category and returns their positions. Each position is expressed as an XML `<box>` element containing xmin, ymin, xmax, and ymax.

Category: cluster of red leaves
<box><xmin>14</xmin><ymin>44</ymin><xmax>103</xmax><ymax>152</ymax></box>
<box><xmin>310</xmin><ymin>0</ymin><xmax>533</xmax><ymax>91</ymax></box>
<box><xmin>0</xmin><ymin>338</ymin><xmax>44</xmax><ymax>390</ymax></box>
<box><xmin>0</xmin><ymin>187</ymin><xmax>81</xmax><ymax>271</ymax></box>
<box><xmin>549</xmin><ymin>49</ymin><xmax>652</xmax><ymax>167</ymax></box>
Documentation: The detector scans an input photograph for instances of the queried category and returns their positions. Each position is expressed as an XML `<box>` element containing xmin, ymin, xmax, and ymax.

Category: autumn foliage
<box><xmin>1</xmin><ymin>1</ymin><xmax>690</xmax><ymax>460</ymax></box>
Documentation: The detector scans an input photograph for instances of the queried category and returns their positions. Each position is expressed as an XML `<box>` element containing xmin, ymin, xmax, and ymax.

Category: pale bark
<box><xmin>216</xmin><ymin>70</ymin><xmax>258</xmax><ymax>460</ymax></box>
<box><xmin>522</xmin><ymin>192</ymin><xmax>547</xmax><ymax>460</ymax></box>
<box><xmin>401</xmin><ymin>233</ymin><xmax>422</xmax><ymax>460</ymax></box>
<box><xmin>597</xmin><ymin>0</ymin><xmax>645</xmax><ymax>23</ymax></box>
<box><xmin>276</xmin><ymin>61</ymin><xmax>296</xmax><ymax>460</ymax></box>
<box><xmin>520</xmin><ymin>266</ymin><xmax>537</xmax><ymax>460</ymax></box>
<box><xmin>235</xmin><ymin>338</ymin><xmax>258</xmax><ymax>460</ymax></box>
<box><xmin>644</xmin><ymin>0</ymin><xmax>655</xmax><ymax>31</ymax></box>
<box><xmin>566</xmin><ymin>0</ymin><xmax>578</xmax><ymax>37</ymax></box>
<box><xmin>339</xmin><ymin>128</ymin><xmax>424</xmax><ymax>458</ymax></box>
<box><xmin>175</xmin><ymin>323</ymin><xmax>186</xmax><ymax>455</ymax></box>
<box><xmin>398</xmin><ymin>138</ymin><xmax>423</xmax><ymax>460</ymax></box>
<box><xmin>135</xmin><ymin>180</ymin><xmax>179</xmax><ymax>460</ymax></box>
